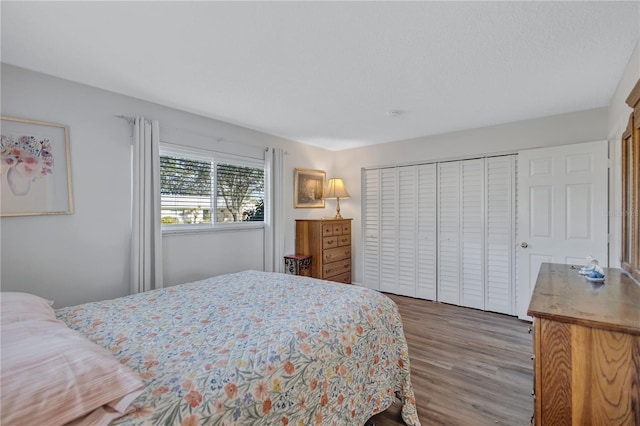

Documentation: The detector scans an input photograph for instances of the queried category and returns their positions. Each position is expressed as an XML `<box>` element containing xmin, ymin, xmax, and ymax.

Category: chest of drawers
<box><xmin>295</xmin><ymin>219</ymin><xmax>352</xmax><ymax>284</ymax></box>
<box><xmin>527</xmin><ymin>263</ymin><xmax>640</xmax><ymax>425</ymax></box>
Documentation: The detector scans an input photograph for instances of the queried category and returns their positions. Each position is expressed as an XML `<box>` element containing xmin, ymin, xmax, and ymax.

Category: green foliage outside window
<box><xmin>160</xmin><ymin>155</ymin><xmax>265</xmax><ymax>226</ymax></box>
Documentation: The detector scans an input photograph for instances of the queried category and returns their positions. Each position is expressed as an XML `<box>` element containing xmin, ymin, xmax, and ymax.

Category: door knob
<box><xmin>521</xmin><ymin>242</ymin><xmax>529</xmax><ymax>248</ymax></box>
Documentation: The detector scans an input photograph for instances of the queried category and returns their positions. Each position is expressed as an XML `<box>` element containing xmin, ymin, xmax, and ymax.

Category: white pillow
<box><xmin>0</xmin><ymin>291</ymin><xmax>56</xmax><ymax>323</ymax></box>
<box><xmin>1</xmin><ymin>311</ymin><xmax>144</xmax><ymax>425</ymax></box>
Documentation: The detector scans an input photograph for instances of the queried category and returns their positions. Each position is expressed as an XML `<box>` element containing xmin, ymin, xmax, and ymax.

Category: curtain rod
<box><xmin>115</xmin><ymin>115</ymin><xmax>156</xmax><ymax>126</ymax></box>
<box><xmin>114</xmin><ymin>114</ymin><xmax>135</xmax><ymax>124</ymax></box>
<box><xmin>115</xmin><ymin>114</ymin><xmax>287</xmax><ymax>154</ymax></box>
<box><xmin>115</xmin><ymin>115</ymin><xmax>230</xmax><ymax>143</ymax></box>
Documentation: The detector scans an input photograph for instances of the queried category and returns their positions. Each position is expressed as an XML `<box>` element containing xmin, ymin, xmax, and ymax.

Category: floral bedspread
<box><xmin>56</xmin><ymin>271</ymin><xmax>420</xmax><ymax>426</ymax></box>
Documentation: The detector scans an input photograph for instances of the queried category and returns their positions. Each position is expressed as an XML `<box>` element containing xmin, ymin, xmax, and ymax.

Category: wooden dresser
<box><xmin>295</xmin><ymin>219</ymin><xmax>352</xmax><ymax>284</ymax></box>
<box><xmin>527</xmin><ymin>263</ymin><xmax>640</xmax><ymax>426</ymax></box>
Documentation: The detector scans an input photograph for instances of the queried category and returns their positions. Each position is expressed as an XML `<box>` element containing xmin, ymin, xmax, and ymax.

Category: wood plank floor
<box><xmin>369</xmin><ymin>294</ymin><xmax>534</xmax><ymax>426</ymax></box>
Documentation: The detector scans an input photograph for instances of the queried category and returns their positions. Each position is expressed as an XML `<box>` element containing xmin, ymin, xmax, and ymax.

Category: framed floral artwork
<box><xmin>294</xmin><ymin>168</ymin><xmax>326</xmax><ymax>208</ymax></box>
<box><xmin>1</xmin><ymin>116</ymin><xmax>73</xmax><ymax>216</ymax></box>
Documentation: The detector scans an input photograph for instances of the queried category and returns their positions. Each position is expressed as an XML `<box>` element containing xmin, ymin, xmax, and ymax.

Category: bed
<box><xmin>1</xmin><ymin>270</ymin><xmax>420</xmax><ymax>426</ymax></box>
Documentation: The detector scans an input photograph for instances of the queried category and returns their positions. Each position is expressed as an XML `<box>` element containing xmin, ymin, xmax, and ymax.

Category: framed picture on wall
<box><xmin>294</xmin><ymin>168</ymin><xmax>325</xmax><ymax>208</ymax></box>
<box><xmin>1</xmin><ymin>116</ymin><xmax>73</xmax><ymax>216</ymax></box>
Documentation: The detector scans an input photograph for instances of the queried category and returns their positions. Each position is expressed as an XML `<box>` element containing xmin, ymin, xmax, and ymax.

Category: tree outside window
<box><xmin>160</xmin><ymin>154</ymin><xmax>265</xmax><ymax>227</ymax></box>
<box><xmin>216</xmin><ymin>163</ymin><xmax>264</xmax><ymax>222</ymax></box>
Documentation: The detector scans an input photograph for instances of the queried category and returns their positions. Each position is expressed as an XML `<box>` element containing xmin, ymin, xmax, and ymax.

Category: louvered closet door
<box><xmin>438</xmin><ymin>162</ymin><xmax>461</xmax><ymax>305</ymax></box>
<box><xmin>362</xmin><ymin>169</ymin><xmax>380</xmax><ymax>290</ymax></box>
<box><xmin>363</xmin><ymin>157</ymin><xmax>516</xmax><ymax>313</ymax></box>
<box><xmin>397</xmin><ymin>166</ymin><xmax>418</xmax><ymax>296</ymax></box>
<box><xmin>461</xmin><ymin>159</ymin><xmax>485</xmax><ymax>310</ymax></box>
<box><xmin>416</xmin><ymin>164</ymin><xmax>437</xmax><ymax>300</ymax></box>
<box><xmin>379</xmin><ymin>168</ymin><xmax>398</xmax><ymax>293</ymax></box>
<box><xmin>485</xmin><ymin>156</ymin><xmax>515</xmax><ymax>314</ymax></box>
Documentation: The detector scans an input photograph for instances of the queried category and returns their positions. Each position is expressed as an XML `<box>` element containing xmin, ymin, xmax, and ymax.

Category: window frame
<box><xmin>159</xmin><ymin>143</ymin><xmax>267</xmax><ymax>234</ymax></box>
<box><xmin>621</xmin><ymin>79</ymin><xmax>640</xmax><ymax>281</ymax></box>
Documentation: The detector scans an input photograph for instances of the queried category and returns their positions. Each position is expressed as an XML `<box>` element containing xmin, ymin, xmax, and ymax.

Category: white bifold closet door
<box><xmin>438</xmin><ymin>159</ymin><xmax>486</xmax><ymax>309</ymax></box>
<box><xmin>416</xmin><ymin>164</ymin><xmax>437</xmax><ymax>300</ymax></box>
<box><xmin>362</xmin><ymin>165</ymin><xmax>438</xmax><ymax>299</ymax></box>
<box><xmin>461</xmin><ymin>159</ymin><xmax>485</xmax><ymax>310</ymax></box>
<box><xmin>437</xmin><ymin>161</ymin><xmax>462</xmax><ymax>305</ymax></box>
<box><xmin>380</xmin><ymin>165</ymin><xmax>438</xmax><ymax>297</ymax></box>
<box><xmin>397</xmin><ymin>165</ymin><xmax>438</xmax><ymax>298</ymax></box>
<box><xmin>362</xmin><ymin>155</ymin><xmax>515</xmax><ymax>315</ymax></box>
<box><xmin>437</xmin><ymin>157</ymin><xmax>515</xmax><ymax>313</ymax></box>
<box><xmin>437</xmin><ymin>158</ymin><xmax>486</xmax><ymax>309</ymax></box>
<box><xmin>397</xmin><ymin>166</ymin><xmax>417</xmax><ymax>296</ymax></box>
<box><xmin>362</xmin><ymin>169</ymin><xmax>380</xmax><ymax>291</ymax></box>
<box><xmin>485</xmin><ymin>156</ymin><xmax>515</xmax><ymax>314</ymax></box>
<box><xmin>380</xmin><ymin>167</ymin><xmax>399</xmax><ymax>294</ymax></box>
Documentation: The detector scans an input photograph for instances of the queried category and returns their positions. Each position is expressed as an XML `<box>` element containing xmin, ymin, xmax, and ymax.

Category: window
<box><xmin>622</xmin><ymin>79</ymin><xmax>640</xmax><ymax>281</ymax></box>
<box><xmin>160</xmin><ymin>145</ymin><xmax>265</xmax><ymax>229</ymax></box>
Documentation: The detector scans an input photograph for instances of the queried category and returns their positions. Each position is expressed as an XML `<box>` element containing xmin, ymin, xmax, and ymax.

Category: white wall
<box><xmin>335</xmin><ymin>108</ymin><xmax>610</xmax><ymax>285</ymax></box>
<box><xmin>608</xmin><ymin>40</ymin><xmax>640</xmax><ymax>268</ymax></box>
<box><xmin>0</xmin><ymin>64</ymin><xmax>336</xmax><ymax>307</ymax></box>
<box><xmin>4</xmin><ymin>45</ymin><xmax>637</xmax><ymax>306</ymax></box>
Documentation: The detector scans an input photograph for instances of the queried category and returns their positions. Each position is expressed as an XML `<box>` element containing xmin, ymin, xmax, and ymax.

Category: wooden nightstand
<box><xmin>284</xmin><ymin>254</ymin><xmax>312</xmax><ymax>277</ymax></box>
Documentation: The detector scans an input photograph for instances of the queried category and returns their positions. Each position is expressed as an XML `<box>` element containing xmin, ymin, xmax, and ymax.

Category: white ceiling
<box><xmin>1</xmin><ymin>2</ymin><xmax>639</xmax><ymax>151</ymax></box>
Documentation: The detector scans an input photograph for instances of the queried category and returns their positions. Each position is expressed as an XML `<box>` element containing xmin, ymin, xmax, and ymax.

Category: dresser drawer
<box><xmin>322</xmin><ymin>224</ymin><xmax>334</xmax><ymax>236</ymax></box>
<box><xmin>323</xmin><ymin>246</ymin><xmax>351</xmax><ymax>263</ymax></box>
<box><xmin>323</xmin><ymin>236</ymin><xmax>338</xmax><ymax>249</ymax></box>
<box><xmin>323</xmin><ymin>258</ymin><xmax>351</xmax><ymax>278</ymax></box>
<box><xmin>327</xmin><ymin>271</ymin><xmax>351</xmax><ymax>284</ymax></box>
<box><xmin>337</xmin><ymin>234</ymin><xmax>350</xmax><ymax>247</ymax></box>
<box><xmin>341</xmin><ymin>222</ymin><xmax>351</xmax><ymax>234</ymax></box>
<box><xmin>332</xmin><ymin>224</ymin><xmax>343</xmax><ymax>235</ymax></box>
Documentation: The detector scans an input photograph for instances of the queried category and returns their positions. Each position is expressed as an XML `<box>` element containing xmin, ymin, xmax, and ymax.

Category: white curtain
<box><xmin>131</xmin><ymin>116</ymin><xmax>163</xmax><ymax>293</ymax></box>
<box><xmin>264</xmin><ymin>147</ymin><xmax>285</xmax><ymax>272</ymax></box>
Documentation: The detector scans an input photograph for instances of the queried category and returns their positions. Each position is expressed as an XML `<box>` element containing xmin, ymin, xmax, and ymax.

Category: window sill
<box><xmin>162</xmin><ymin>223</ymin><xmax>265</xmax><ymax>236</ymax></box>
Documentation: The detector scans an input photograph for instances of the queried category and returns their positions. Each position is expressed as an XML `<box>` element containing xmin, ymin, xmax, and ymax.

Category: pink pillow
<box><xmin>1</xmin><ymin>320</ymin><xmax>144</xmax><ymax>426</ymax></box>
<box><xmin>0</xmin><ymin>291</ymin><xmax>56</xmax><ymax>323</ymax></box>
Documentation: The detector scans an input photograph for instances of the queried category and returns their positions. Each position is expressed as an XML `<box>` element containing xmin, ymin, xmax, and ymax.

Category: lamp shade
<box><xmin>324</xmin><ymin>178</ymin><xmax>350</xmax><ymax>199</ymax></box>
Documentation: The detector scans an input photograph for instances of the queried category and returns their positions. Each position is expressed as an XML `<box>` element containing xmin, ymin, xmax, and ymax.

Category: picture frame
<box><xmin>1</xmin><ymin>116</ymin><xmax>73</xmax><ymax>216</ymax></box>
<box><xmin>294</xmin><ymin>168</ymin><xmax>326</xmax><ymax>208</ymax></box>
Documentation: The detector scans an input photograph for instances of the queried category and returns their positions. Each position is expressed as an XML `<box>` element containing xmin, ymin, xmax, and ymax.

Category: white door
<box><xmin>416</xmin><ymin>164</ymin><xmax>437</xmax><ymax>300</ymax></box>
<box><xmin>363</xmin><ymin>164</ymin><xmax>437</xmax><ymax>298</ymax></box>
<box><xmin>461</xmin><ymin>159</ymin><xmax>485</xmax><ymax>310</ymax></box>
<box><xmin>438</xmin><ymin>161</ymin><xmax>461</xmax><ymax>305</ymax></box>
<box><xmin>516</xmin><ymin>140</ymin><xmax>609</xmax><ymax>319</ymax></box>
<box><xmin>379</xmin><ymin>167</ymin><xmax>398</xmax><ymax>293</ymax></box>
<box><xmin>396</xmin><ymin>166</ymin><xmax>418</xmax><ymax>297</ymax></box>
<box><xmin>485</xmin><ymin>155</ymin><xmax>516</xmax><ymax>315</ymax></box>
<box><xmin>362</xmin><ymin>169</ymin><xmax>380</xmax><ymax>290</ymax></box>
